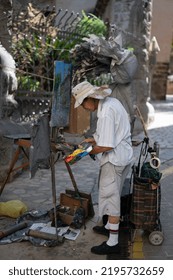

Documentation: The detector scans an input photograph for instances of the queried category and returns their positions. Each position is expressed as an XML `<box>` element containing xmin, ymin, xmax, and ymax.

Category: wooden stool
<box><xmin>0</xmin><ymin>134</ymin><xmax>31</xmax><ymax>196</ymax></box>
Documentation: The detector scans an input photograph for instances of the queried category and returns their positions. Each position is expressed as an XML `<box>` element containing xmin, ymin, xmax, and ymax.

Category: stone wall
<box><xmin>151</xmin><ymin>62</ymin><xmax>170</xmax><ymax>100</ymax></box>
<box><xmin>0</xmin><ymin>0</ymin><xmax>12</xmax><ymax>52</ymax></box>
<box><xmin>104</xmin><ymin>0</ymin><xmax>153</xmax><ymax>132</ymax></box>
<box><xmin>13</xmin><ymin>0</ymin><xmax>55</xmax><ymax>11</ymax></box>
<box><xmin>150</xmin><ymin>0</ymin><xmax>173</xmax><ymax>100</ymax></box>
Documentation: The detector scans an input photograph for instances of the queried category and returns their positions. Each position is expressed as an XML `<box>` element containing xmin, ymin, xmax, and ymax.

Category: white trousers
<box><xmin>98</xmin><ymin>162</ymin><xmax>131</xmax><ymax>217</ymax></box>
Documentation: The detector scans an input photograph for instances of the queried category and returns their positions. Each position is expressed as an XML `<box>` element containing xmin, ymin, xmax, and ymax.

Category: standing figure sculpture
<box><xmin>0</xmin><ymin>43</ymin><xmax>17</xmax><ymax>119</ymax></box>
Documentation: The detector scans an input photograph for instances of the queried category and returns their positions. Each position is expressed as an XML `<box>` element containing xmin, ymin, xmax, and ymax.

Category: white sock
<box><xmin>106</xmin><ymin>223</ymin><xmax>119</xmax><ymax>247</ymax></box>
<box><xmin>105</xmin><ymin>222</ymin><xmax>110</xmax><ymax>230</ymax></box>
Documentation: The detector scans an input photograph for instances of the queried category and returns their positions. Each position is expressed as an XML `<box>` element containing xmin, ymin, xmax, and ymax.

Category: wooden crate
<box><xmin>57</xmin><ymin>192</ymin><xmax>90</xmax><ymax>226</ymax></box>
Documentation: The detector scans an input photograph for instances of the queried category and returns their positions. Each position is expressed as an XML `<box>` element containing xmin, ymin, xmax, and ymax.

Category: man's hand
<box><xmin>81</xmin><ymin>138</ymin><xmax>96</xmax><ymax>145</ymax></box>
<box><xmin>81</xmin><ymin>139</ymin><xmax>113</xmax><ymax>155</ymax></box>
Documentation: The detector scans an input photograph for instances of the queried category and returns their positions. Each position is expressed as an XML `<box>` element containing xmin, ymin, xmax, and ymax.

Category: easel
<box><xmin>0</xmin><ymin>134</ymin><xmax>31</xmax><ymax>196</ymax></box>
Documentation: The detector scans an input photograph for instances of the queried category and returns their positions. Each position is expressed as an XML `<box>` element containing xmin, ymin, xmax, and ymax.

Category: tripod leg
<box><xmin>50</xmin><ymin>152</ymin><xmax>58</xmax><ymax>236</ymax></box>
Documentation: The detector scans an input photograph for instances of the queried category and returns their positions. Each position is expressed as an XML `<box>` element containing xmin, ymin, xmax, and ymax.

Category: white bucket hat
<box><xmin>72</xmin><ymin>81</ymin><xmax>112</xmax><ymax>108</ymax></box>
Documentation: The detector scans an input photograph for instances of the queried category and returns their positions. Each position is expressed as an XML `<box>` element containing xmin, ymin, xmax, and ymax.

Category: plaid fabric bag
<box><xmin>130</xmin><ymin>175</ymin><xmax>161</xmax><ymax>230</ymax></box>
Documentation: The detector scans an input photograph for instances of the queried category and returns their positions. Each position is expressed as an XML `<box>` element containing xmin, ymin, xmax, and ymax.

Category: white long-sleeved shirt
<box><xmin>93</xmin><ymin>97</ymin><xmax>133</xmax><ymax>166</ymax></box>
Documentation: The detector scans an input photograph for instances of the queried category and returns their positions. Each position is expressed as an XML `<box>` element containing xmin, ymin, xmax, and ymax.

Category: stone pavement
<box><xmin>134</xmin><ymin>96</ymin><xmax>173</xmax><ymax>260</ymax></box>
<box><xmin>0</xmin><ymin>96</ymin><xmax>173</xmax><ymax>260</ymax></box>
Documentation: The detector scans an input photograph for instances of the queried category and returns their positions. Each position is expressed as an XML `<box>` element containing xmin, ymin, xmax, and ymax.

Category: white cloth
<box><xmin>93</xmin><ymin>97</ymin><xmax>133</xmax><ymax>167</ymax></box>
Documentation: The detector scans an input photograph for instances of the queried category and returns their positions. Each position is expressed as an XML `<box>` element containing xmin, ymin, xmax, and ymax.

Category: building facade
<box><xmin>151</xmin><ymin>0</ymin><xmax>173</xmax><ymax>99</ymax></box>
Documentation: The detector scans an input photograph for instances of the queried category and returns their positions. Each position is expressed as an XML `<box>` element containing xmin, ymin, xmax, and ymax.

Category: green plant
<box><xmin>76</xmin><ymin>10</ymin><xmax>107</xmax><ymax>37</ymax></box>
<box><xmin>18</xmin><ymin>76</ymin><xmax>40</xmax><ymax>91</ymax></box>
<box><xmin>12</xmin><ymin>10</ymin><xmax>108</xmax><ymax>92</ymax></box>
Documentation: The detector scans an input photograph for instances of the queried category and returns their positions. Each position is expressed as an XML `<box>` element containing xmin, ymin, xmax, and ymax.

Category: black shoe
<box><xmin>91</xmin><ymin>241</ymin><xmax>120</xmax><ymax>255</ymax></box>
<box><xmin>92</xmin><ymin>225</ymin><xmax>109</xmax><ymax>236</ymax></box>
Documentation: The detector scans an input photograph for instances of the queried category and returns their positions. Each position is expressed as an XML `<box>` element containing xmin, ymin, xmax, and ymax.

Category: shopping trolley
<box><xmin>130</xmin><ymin>136</ymin><xmax>164</xmax><ymax>245</ymax></box>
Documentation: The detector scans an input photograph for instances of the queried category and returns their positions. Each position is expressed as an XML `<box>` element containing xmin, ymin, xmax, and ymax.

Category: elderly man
<box><xmin>72</xmin><ymin>81</ymin><xmax>133</xmax><ymax>255</ymax></box>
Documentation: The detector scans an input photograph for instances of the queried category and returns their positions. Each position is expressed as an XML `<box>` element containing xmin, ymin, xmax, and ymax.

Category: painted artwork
<box><xmin>50</xmin><ymin>61</ymin><xmax>72</xmax><ymax>127</ymax></box>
